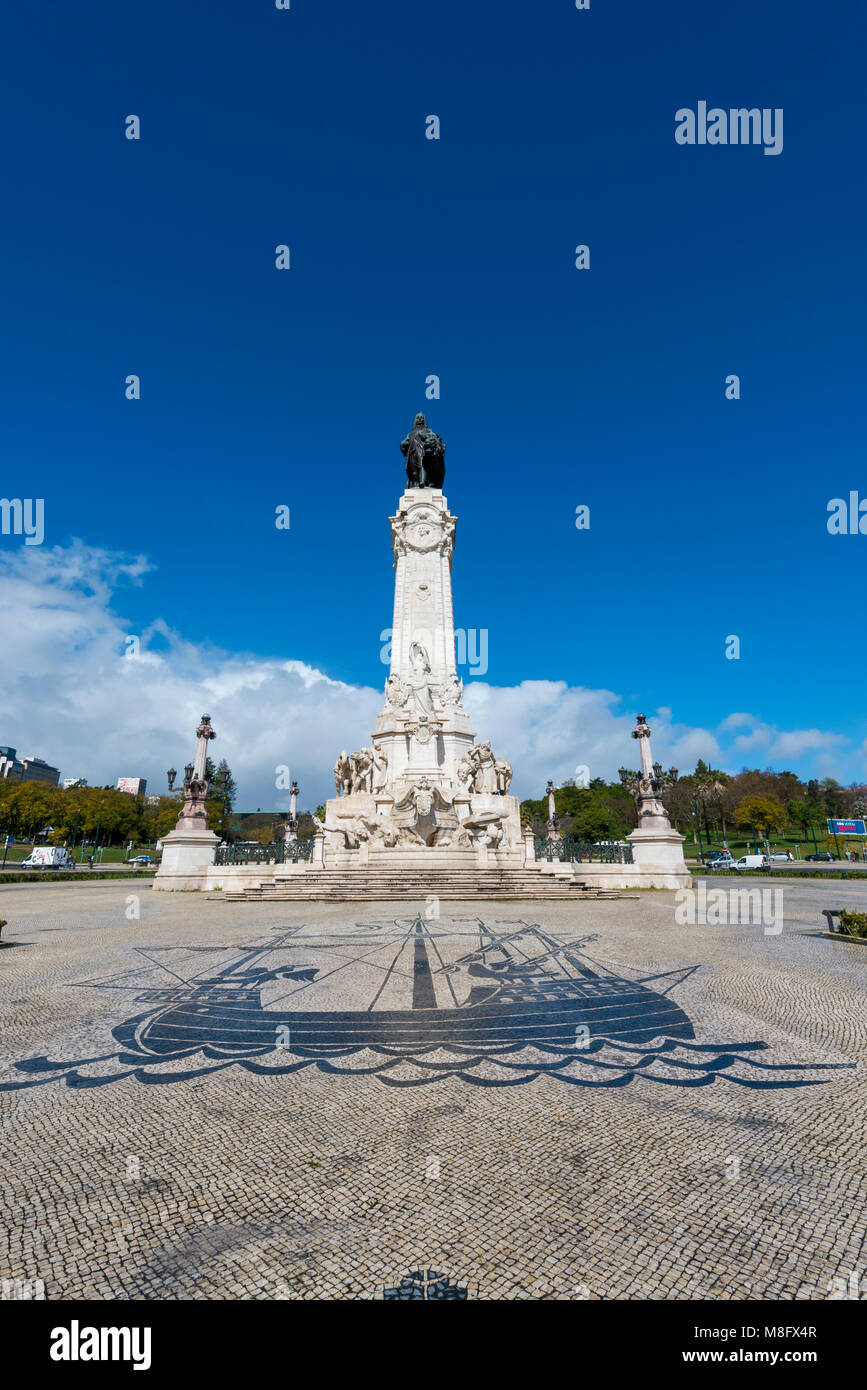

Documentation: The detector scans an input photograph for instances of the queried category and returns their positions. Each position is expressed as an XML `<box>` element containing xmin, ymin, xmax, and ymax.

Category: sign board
<box><xmin>827</xmin><ymin>819</ymin><xmax>867</xmax><ymax>837</ymax></box>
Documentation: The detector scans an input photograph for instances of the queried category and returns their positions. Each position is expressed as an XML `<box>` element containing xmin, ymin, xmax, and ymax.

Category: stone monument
<box><xmin>153</xmin><ymin>715</ymin><xmax>220</xmax><ymax>890</ymax></box>
<box><xmin>620</xmin><ymin>715</ymin><xmax>690</xmax><ymax>886</ymax></box>
<box><xmin>154</xmin><ymin>417</ymin><xmax>691</xmax><ymax>894</ymax></box>
<box><xmin>319</xmin><ymin>414</ymin><xmax>521</xmax><ymax>862</ymax></box>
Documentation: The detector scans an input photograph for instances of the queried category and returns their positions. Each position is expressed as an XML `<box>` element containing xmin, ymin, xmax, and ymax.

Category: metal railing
<box><xmin>214</xmin><ymin>840</ymin><xmax>313</xmax><ymax>866</ymax></box>
<box><xmin>534</xmin><ymin>837</ymin><xmax>634</xmax><ymax>865</ymax></box>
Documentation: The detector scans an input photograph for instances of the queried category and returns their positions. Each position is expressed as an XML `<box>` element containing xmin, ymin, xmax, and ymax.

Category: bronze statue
<box><xmin>400</xmin><ymin>413</ymin><xmax>445</xmax><ymax>489</ymax></box>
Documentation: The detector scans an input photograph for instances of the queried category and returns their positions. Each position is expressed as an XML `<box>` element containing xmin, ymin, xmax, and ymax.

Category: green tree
<box><xmin>209</xmin><ymin>758</ymin><xmax>237</xmax><ymax>838</ymax></box>
<box><xmin>734</xmin><ymin>795</ymin><xmax>787</xmax><ymax>841</ymax></box>
<box><xmin>787</xmin><ymin>798</ymin><xmax>812</xmax><ymax>843</ymax></box>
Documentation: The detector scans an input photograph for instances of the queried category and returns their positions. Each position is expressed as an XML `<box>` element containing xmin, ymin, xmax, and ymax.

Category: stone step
<box><xmin>220</xmin><ymin>867</ymin><xmax>622</xmax><ymax>902</ymax></box>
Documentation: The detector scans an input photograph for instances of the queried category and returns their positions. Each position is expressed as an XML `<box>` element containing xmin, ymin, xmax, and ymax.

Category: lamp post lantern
<box><xmin>545</xmin><ymin>780</ymin><xmax>559</xmax><ymax>839</ymax></box>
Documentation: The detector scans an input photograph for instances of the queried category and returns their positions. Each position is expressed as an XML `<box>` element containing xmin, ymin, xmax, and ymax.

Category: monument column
<box><xmin>621</xmin><ymin>715</ymin><xmax>690</xmax><ymax>888</ymax></box>
<box><xmin>320</xmin><ymin>413</ymin><xmax>522</xmax><ymax>861</ymax></box>
<box><xmin>153</xmin><ymin>714</ymin><xmax>220</xmax><ymax>891</ymax></box>
<box><xmin>373</xmin><ymin>414</ymin><xmax>476</xmax><ymax>794</ymax></box>
<box><xmin>546</xmin><ymin>780</ymin><xmax>560</xmax><ymax>839</ymax></box>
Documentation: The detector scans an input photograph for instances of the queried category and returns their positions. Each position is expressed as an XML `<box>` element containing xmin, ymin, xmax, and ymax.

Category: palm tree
<box><xmin>693</xmin><ymin>761</ymin><xmax>731</xmax><ymax>842</ymax></box>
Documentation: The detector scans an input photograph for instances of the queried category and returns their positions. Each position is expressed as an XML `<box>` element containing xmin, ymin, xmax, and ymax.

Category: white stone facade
<box><xmin>321</xmin><ymin>487</ymin><xmax>521</xmax><ymax>862</ymax></box>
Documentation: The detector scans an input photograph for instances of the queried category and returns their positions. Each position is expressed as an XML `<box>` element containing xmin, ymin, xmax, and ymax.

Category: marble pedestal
<box><xmin>627</xmin><ymin>825</ymin><xmax>691</xmax><ymax>889</ymax></box>
<box><xmin>153</xmin><ymin>828</ymin><xmax>219</xmax><ymax>891</ymax></box>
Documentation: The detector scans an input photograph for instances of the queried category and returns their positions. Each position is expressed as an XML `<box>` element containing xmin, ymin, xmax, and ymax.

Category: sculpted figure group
<box><xmin>320</xmin><ymin>770</ymin><xmax>511</xmax><ymax>853</ymax></box>
<box><xmin>384</xmin><ymin>655</ymin><xmax>463</xmax><ymax>715</ymax></box>
<box><xmin>456</xmin><ymin>741</ymin><xmax>512</xmax><ymax>796</ymax></box>
<box><xmin>333</xmin><ymin>746</ymin><xmax>388</xmax><ymax>797</ymax></box>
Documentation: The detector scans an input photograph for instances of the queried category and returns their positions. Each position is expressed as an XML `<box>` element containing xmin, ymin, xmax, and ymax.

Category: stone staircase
<box><xmin>220</xmin><ymin>866</ymin><xmax>623</xmax><ymax>902</ymax></box>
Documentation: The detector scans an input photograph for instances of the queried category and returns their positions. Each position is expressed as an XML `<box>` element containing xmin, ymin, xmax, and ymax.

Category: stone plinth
<box><xmin>627</xmin><ymin>826</ymin><xmax>691</xmax><ymax>889</ymax></box>
<box><xmin>153</xmin><ymin>828</ymin><xmax>219</xmax><ymax>891</ymax></box>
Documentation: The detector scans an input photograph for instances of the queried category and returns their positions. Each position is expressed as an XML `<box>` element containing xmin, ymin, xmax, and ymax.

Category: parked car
<box><xmin>769</xmin><ymin>851</ymin><xmax>794</xmax><ymax>862</ymax></box>
<box><xmin>708</xmin><ymin>853</ymin><xmax>736</xmax><ymax>871</ymax></box>
<box><xmin>20</xmin><ymin>847</ymin><xmax>75</xmax><ymax>870</ymax></box>
<box><xmin>805</xmin><ymin>851</ymin><xmax>836</xmax><ymax>862</ymax></box>
<box><xmin>733</xmin><ymin>854</ymin><xmax>769</xmax><ymax>871</ymax></box>
<box><xmin>126</xmin><ymin>855</ymin><xmax>153</xmax><ymax>865</ymax></box>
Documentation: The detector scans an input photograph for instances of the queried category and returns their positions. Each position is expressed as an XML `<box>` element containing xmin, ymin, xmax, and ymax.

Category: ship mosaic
<box><xmin>2</xmin><ymin>917</ymin><xmax>850</xmax><ymax>1091</ymax></box>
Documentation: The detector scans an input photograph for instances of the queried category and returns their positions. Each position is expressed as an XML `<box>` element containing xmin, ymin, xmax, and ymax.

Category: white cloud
<box><xmin>721</xmin><ymin>714</ymin><xmax>847</xmax><ymax>768</ymax></box>
<box><xmin>0</xmin><ymin>544</ymin><xmax>859</xmax><ymax>811</ymax></box>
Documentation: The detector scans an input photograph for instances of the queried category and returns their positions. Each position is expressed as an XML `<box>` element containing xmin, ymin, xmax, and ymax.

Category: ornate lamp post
<box><xmin>154</xmin><ymin>716</ymin><xmax>220</xmax><ymax>889</ymax></box>
<box><xmin>618</xmin><ymin>716</ymin><xmax>678</xmax><ymax>829</ymax></box>
<box><xmin>545</xmin><ymin>780</ymin><xmax>560</xmax><ymax>839</ymax></box>
<box><xmin>167</xmin><ymin>767</ymin><xmax>177</xmax><ymax>793</ymax></box>
<box><xmin>173</xmin><ymin>717</ymin><xmax>216</xmax><ymax>834</ymax></box>
<box><xmin>617</xmin><ymin>713</ymin><xmax>689</xmax><ymax>886</ymax></box>
<box><xmin>282</xmin><ymin>781</ymin><xmax>301</xmax><ymax>851</ymax></box>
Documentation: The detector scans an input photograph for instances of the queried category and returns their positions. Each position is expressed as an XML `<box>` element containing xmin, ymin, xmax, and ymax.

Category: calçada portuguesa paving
<box><xmin>0</xmin><ymin>878</ymin><xmax>865</xmax><ymax>1300</ymax></box>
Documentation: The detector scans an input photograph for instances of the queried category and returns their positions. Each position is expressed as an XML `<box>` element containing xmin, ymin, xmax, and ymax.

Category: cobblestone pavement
<box><xmin>1</xmin><ymin>879</ymin><xmax>865</xmax><ymax>1301</ymax></box>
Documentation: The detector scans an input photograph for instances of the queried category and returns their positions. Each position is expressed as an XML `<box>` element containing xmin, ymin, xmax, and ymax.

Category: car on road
<box><xmin>126</xmin><ymin>855</ymin><xmax>153</xmax><ymax>865</ymax></box>
<box><xmin>707</xmin><ymin>853</ymin><xmax>736</xmax><ymax>871</ymax></box>
<box><xmin>733</xmin><ymin>854</ymin><xmax>770</xmax><ymax>871</ymax></box>
<box><xmin>769</xmin><ymin>851</ymin><xmax>795</xmax><ymax>862</ymax></box>
<box><xmin>805</xmin><ymin>851</ymin><xmax>837</xmax><ymax>862</ymax></box>
<box><xmin>20</xmin><ymin>847</ymin><xmax>75</xmax><ymax>870</ymax></box>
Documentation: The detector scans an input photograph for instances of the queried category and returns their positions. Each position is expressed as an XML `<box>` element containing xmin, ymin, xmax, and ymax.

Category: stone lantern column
<box><xmin>546</xmin><ymin>780</ymin><xmax>560</xmax><ymax>839</ymax></box>
<box><xmin>283</xmin><ymin>781</ymin><xmax>300</xmax><ymax>852</ymax></box>
<box><xmin>154</xmin><ymin>714</ymin><xmax>220</xmax><ymax>891</ymax></box>
<box><xmin>622</xmin><ymin>714</ymin><xmax>690</xmax><ymax>888</ymax></box>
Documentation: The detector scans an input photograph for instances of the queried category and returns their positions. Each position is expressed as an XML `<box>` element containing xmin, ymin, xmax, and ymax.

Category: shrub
<box><xmin>838</xmin><ymin>911</ymin><xmax>867</xmax><ymax>939</ymax></box>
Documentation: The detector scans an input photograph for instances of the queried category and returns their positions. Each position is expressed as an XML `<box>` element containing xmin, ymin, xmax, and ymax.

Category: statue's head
<box><xmin>413</xmin><ymin>412</ymin><xmax>426</xmax><ymax>430</ymax></box>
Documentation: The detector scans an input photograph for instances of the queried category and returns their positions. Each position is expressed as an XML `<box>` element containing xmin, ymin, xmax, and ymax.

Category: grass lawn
<box><xmin>682</xmin><ymin>831</ymin><xmax>866</xmax><ymax>863</ymax></box>
<box><xmin>0</xmin><ymin>842</ymin><xmax>159</xmax><ymax>864</ymax></box>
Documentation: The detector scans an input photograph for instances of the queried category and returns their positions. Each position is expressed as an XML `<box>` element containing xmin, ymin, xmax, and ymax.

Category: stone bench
<box><xmin>820</xmin><ymin>909</ymin><xmax>867</xmax><ymax>939</ymax></box>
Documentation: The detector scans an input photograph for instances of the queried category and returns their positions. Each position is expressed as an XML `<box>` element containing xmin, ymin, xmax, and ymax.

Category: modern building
<box><xmin>20</xmin><ymin>757</ymin><xmax>61</xmax><ymax>786</ymax></box>
<box><xmin>0</xmin><ymin>747</ymin><xmax>60</xmax><ymax>785</ymax></box>
<box><xmin>117</xmin><ymin>777</ymin><xmax>147</xmax><ymax>796</ymax></box>
<box><xmin>0</xmin><ymin>746</ymin><xmax>23</xmax><ymax>780</ymax></box>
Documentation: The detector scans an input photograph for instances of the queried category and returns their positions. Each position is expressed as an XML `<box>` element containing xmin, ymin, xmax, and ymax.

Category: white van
<box><xmin>733</xmin><ymin>854</ymin><xmax>769</xmax><ymax>872</ymax></box>
<box><xmin>20</xmin><ymin>846</ymin><xmax>75</xmax><ymax>870</ymax></box>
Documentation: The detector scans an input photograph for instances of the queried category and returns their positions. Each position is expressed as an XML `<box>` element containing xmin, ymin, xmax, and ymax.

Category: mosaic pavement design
<box><xmin>2</xmin><ymin>917</ymin><xmax>849</xmax><ymax>1092</ymax></box>
<box><xmin>2</xmin><ymin>886</ymin><xmax>865</xmax><ymax>1299</ymax></box>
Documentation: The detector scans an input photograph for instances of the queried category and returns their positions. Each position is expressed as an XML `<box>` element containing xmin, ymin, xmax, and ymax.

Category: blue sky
<box><xmin>1</xmin><ymin>1</ymin><xmax>865</xmax><ymax>804</ymax></box>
